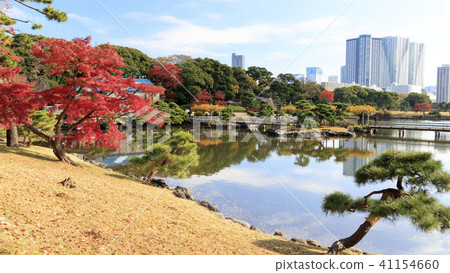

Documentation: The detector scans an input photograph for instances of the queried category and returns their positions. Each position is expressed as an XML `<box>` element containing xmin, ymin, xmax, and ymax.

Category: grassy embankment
<box><xmin>0</xmin><ymin>143</ymin><xmax>330</xmax><ymax>255</ymax></box>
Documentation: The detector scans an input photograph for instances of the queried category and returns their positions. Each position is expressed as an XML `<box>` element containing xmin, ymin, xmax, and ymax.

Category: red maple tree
<box><xmin>214</xmin><ymin>91</ymin><xmax>227</xmax><ymax>106</ymax></box>
<box><xmin>319</xmin><ymin>90</ymin><xmax>334</xmax><ymax>104</ymax></box>
<box><xmin>412</xmin><ymin>102</ymin><xmax>432</xmax><ymax>116</ymax></box>
<box><xmin>147</xmin><ymin>63</ymin><xmax>183</xmax><ymax>90</ymax></box>
<box><xmin>2</xmin><ymin>37</ymin><xmax>165</xmax><ymax>166</ymax></box>
<box><xmin>0</xmin><ymin>48</ymin><xmax>36</xmax><ymax>129</ymax></box>
<box><xmin>193</xmin><ymin>89</ymin><xmax>213</xmax><ymax>105</ymax></box>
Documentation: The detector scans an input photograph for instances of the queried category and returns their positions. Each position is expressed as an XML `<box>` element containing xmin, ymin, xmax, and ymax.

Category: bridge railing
<box><xmin>369</xmin><ymin>121</ymin><xmax>450</xmax><ymax>130</ymax></box>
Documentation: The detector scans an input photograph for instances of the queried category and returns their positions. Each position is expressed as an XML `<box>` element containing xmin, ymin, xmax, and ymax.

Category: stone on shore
<box><xmin>173</xmin><ymin>186</ymin><xmax>194</xmax><ymax>200</ymax></box>
<box><xmin>274</xmin><ymin>231</ymin><xmax>284</xmax><ymax>237</ymax></box>
<box><xmin>197</xmin><ymin>200</ymin><xmax>220</xmax><ymax>212</ymax></box>
<box><xmin>291</xmin><ymin>238</ymin><xmax>307</xmax><ymax>245</ymax></box>
<box><xmin>307</xmin><ymin>239</ymin><xmax>320</xmax><ymax>247</ymax></box>
<box><xmin>214</xmin><ymin>212</ymin><xmax>225</xmax><ymax>219</ymax></box>
<box><xmin>143</xmin><ymin>177</ymin><xmax>169</xmax><ymax>189</ymax></box>
<box><xmin>225</xmin><ymin>217</ymin><xmax>251</xmax><ymax>229</ymax></box>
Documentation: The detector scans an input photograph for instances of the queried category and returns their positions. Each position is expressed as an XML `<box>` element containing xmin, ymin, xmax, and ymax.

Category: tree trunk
<box><xmin>6</xmin><ymin>123</ymin><xmax>19</xmax><ymax>148</ymax></box>
<box><xmin>51</xmin><ymin>139</ymin><xmax>80</xmax><ymax>167</ymax></box>
<box><xmin>327</xmin><ymin>213</ymin><xmax>381</xmax><ymax>255</ymax></box>
<box><xmin>328</xmin><ymin>191</ymin><xmax>393</xmax><ymax>255</ymax></box>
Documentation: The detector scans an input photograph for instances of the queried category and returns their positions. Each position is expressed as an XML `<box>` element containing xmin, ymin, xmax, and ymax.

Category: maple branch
<box><xmin>26</xmin><ymin>124</ymin><xmax>53</xmax><ymax>143</ymax></box>
<box><xmin>12</xmin><ymin>0</ymin><xmax>47</xmax><ymax>17</ymax></box>
<box><xmin>55</xmin><ymin>98</ymin><xmax>75</xmax><ymax>135</ymax></box>
<box><xmin>65</xmin><ymin>109</ymin><xmax>96</xmax><ymax>136</ymax></box>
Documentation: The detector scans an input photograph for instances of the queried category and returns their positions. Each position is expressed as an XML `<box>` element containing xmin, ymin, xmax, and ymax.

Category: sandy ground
<box><xmin>0</xmin><ymin>143</ymin><xmax>329</xmax><ymax>255</ymax></box>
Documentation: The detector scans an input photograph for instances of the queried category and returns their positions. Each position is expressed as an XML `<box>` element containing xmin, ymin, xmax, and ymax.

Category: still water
<box><xmin>104</xmin><ymin>126</ymin><xmax>450</xmax><ymax>254</ymax></box>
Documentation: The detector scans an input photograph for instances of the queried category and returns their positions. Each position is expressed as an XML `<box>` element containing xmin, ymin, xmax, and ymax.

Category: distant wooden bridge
<box><xmin>193</xmin><ymin>116</ymin><xmax>298</xmax><ymax>131</ymax></box>
<box><xmin>368</xmin><ymin>121</ymin><xmax>450</xmax><ymax>139</ymax></box>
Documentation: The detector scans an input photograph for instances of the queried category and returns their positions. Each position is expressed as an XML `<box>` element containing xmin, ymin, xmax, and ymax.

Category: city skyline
<box><xmin>7</xmin><ymin>0</ymin><xmax>450</xmax><ymax>86</ymax></box>
<box><xmin>342</xmin><ymin>35</ymin><xmax>424</xmax><ymax>88</ymax></box>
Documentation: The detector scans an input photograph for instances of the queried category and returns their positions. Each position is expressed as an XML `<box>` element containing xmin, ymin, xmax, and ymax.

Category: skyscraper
<box><xmin>328</xmin><ymin>75</ymin><xmax>338</xmax><ymax>83</ymax></box>
<box><xmin>343</xmin><ymin>35</ymin><xmax>424</xmax><ymax>89</ymax></box>
<box><xmin>409</xmin><ymin>42</ymin><xmax>425</xmax><ymax>87</ymax></box>
<box><xmin>306</xmin><ymin>67</ymin><xmax>323</xmax><ymax>82</ymax></box>
<box><xmin>437</xmin><ymin>65</ymin><xmax>450</xmax><ymax>103</ymax></box>
<box><xmin>340</xmin><ymin>66</ymin><xmax>347</xmax><ymax>83</ymax></box>
<box><xmin>231</xmin><ymin>53</ymin><xmax>245</xmax><ymax>69</ymax></box>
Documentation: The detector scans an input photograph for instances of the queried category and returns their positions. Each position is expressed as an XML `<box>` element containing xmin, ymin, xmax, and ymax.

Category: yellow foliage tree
<box><xmin>281</xmin><ymin>104</ymin><xmax>297</xmax><ymax>115</ymax></box>
<box><xmin>349</xmin><ymin>105</ymin><xmax>376</xmax><ymax>125</ymax></box>
<box><xmin>230</xmin><ymin>84</ymin><xmax>240</xmax><ymax>94</ymax></box>
<box><xmin>191</xmin><ymin>104</ymin><xmax>224</xmax><ymax>114</ymax></box>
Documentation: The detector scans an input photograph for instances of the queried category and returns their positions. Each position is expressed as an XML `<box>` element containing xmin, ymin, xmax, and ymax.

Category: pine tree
<box><xmin>322</xmin><ymin>150</ymin><xmax>450</xmax><ymax>254</ymax></box>
<box><xmin>118</xmin><ymin>131</ymin><xmax>199</xmax><ymax>179</ymax></box>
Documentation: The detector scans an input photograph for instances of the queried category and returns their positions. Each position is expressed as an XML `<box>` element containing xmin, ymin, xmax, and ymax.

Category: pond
<box><xmin>99</xmin><ymin>124</ymin><xmax>450</xmax><ymax>254</ymax></box>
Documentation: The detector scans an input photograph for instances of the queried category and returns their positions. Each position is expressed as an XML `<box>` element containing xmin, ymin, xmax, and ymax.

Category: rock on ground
<box><xmin>143</xmin><ymin>178</ymin><xmax>169</xmax><ymax>189</ymax></box>
<box><xmin>173</xmin><ymin>186</ymin><xmax>194</xmax><ymax>200</ymax></box>
<box><xmin>307</xmin><ymin>239</ymin><xmax>320</xmax><ymax>247</ymax></box>
<box><xmin>291</xmin><ymin>238</ymin><xmax>307</xmax><ymax>245</ymax></box>
<box><xmin>197</xmin><ymin>200</ymin><xmax>220</xmax><ymax>212</ymax></box>
<box><xmin>274</xmin><ymin>231</ymin><xmax>284</xmax><ymax>237</ymax></box>
<box><xmin>225</xmin><ymin>217</ymin><xmax>251</xmax><ymax>229</ymax></box>
<box><xmin>214</xmin><ymin>212</ymin><xmax>225</xmax><ymax>219</ymax></box>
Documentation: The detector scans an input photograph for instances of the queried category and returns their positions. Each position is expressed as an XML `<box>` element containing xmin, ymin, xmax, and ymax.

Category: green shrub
<box><xmin>428</xmin><ymin>110</ymin><xmax>442</xmax><ymax>118</ymax></box>
<box><xmin>221</xmin><ymin>107</ymin><xmax>233</xmax><ymax>120</ymax></box>
<box><xmin>247</xmin><ymin>111</ymin><xmax>256</xmax><ymax>117</ymax></box>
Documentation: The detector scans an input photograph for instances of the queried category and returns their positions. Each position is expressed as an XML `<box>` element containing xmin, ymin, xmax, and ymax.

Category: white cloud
<box><xmin>178</xmin><ymin>165</ymin><xmax>343</xmax><ymax>195</ymax></box>
<box><xmin>68</xmin><ymin>13</ymin><xmax>109</xmax><ymax>35</ymax></box>
<box><xmin>114</xmin><ymin>14</ymin><xmax>341</xmax><ymax>56</ymax></box>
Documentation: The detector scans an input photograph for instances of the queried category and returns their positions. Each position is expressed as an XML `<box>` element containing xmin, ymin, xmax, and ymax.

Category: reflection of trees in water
<box><xmin>189</xmin><ymin>136</ymin><xmax>375</xmax><ymax>177</ymax></box>
<box><xmin>188</xmin><ymin>135</ymin><xmax>259</xmax><ymax>176</ymax></box>
<box><xmin>113</xmin><ymin>130</ymin><xmax>375</xmax><ymax>178</ymax></box>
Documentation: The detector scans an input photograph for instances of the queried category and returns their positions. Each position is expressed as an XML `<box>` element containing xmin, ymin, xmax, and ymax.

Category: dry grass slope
<box><xmin>0</xmin><ymin>144</ymin><xmax>327</xmax><ymax>255</ymax></box>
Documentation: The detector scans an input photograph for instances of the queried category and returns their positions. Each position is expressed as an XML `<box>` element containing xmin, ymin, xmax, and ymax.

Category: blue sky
<box><xmin>7</xmin><ymin>0</ymin><xmax>450</xmax><ymax>86</ymax></box>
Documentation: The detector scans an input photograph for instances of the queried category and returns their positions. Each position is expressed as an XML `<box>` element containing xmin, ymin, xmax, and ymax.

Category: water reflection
<box><xmin>102</xmin><ymin>127</ymin><xmax>450</xmax><ymax>254</ymax></box>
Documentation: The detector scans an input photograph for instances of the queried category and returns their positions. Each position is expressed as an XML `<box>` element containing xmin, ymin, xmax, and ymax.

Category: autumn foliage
<box><xmin>412</xmin><ymin>103</ymin><xmax>432</xmax><ymax>115</ymax></box>
<box><xmin>0</xmin><ymin>51</ymin><xmax>35</xmax><ymax>129</ymax></box>
<box><xmin>320</xmin><ymin>90</ymin><xmax>334</xmax><ymax>103</ymax></box>
<box><xmin>147</xmin><ymin>63</ymin><xmax>183</xmax><ymax>90</ymax></box>
<box><xmin>281</xmin><ymin>104</ymin><xmax>296</xmax><ymax>115</ymax></box>
<box><xmin>190</xmin><ymin>104</ymin><xmax>224</xmax><ymax>113</ymax></box>
<box><xmin>1</xmin><ymin>36</ymin><xmax>165</xmax><ymax>165</ymax></box>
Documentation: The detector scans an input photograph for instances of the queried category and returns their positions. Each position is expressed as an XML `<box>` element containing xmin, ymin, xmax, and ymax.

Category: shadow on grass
<box><xmin>0</xmin><ymin>145</ymin><xmax>57</xmax><ymax>163</ymax></box>
<box><xmin>252</xmin><ymin>239</ymin><xmax>326</xmax><ymax>255</ymax></box>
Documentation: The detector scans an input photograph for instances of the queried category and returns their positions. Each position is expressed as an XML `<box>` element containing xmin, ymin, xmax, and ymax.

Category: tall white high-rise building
<box><xmin>437</xmin><ymin>65</ymin><xmax>450</xmax><ymax>103</ymax></box>
<box><xmin>342</xmin><ymin>35</ymin><xmax>424</xmax><ymax>89</ymax></box>
<box><xmin>409</xmin><ymin>42</ymin><xmax>425</xmax><ymax>87</ymax></box>
<box><xmin>306</xmin><ymin>67</ymin><xmax>323</xmax><ymax>82</ymax></box>
<box><xmin>231</xmin><ymin>53</ymin><xmax>245</xmax><ymax>69</ymax></box>
<box><xmin>345</xmin><ymin>38</ymin><xmax>358</xmax><ymax>84</ymax></box>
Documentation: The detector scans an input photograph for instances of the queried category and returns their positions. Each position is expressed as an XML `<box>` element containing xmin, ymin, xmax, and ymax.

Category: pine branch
<box><xmin>12</xmin><ymin>0</ymin><xmax>48</xmax><ymax>17</ymax></box>
<box><xmin>348</xmin><ymin>188</ymin><xmax>403</xmax><ymax>212</ymax></box>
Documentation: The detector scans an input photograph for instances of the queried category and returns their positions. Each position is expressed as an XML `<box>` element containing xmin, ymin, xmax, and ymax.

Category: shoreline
<box><xmin>0</xmin><ymin>142</ymin><xmax>334</xmax><ymax>255</ymax></box>
<box><xmin>81</xmin><ymin>155</ymin><xmax>369</xmax><ymax>255</ymax></box>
